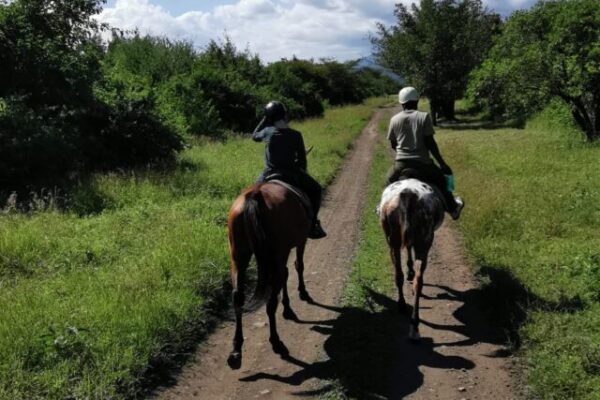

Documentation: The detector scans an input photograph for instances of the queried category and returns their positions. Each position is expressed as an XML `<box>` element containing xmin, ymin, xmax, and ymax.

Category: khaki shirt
<box><xmin>387</xmin><ymin>110</ymin><xmax>434</xmax><ymax>163</ymax></box>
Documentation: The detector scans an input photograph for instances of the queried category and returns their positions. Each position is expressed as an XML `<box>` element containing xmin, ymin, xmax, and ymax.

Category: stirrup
<box><xmin>309</xmin><ymin>220</ymin><xmax>327</xmax><ymax>239</ymax></box>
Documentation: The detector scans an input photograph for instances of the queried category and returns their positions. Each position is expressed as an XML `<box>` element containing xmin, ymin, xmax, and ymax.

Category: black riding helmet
<box><xmin>254</xmin><ymin>101</ymin><xmax>288</xmax><ymax>133</ymax></box>
<box><xmin>264</xmin><ymin>101</ymin><xmax>287</xmax><ymax>124</ymax></box>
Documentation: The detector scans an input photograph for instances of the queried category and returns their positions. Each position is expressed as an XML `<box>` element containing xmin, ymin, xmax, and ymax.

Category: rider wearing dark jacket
<box><xmin>253</xmin><ymin>101</ymin><xmax>327</xmax><ymax>239</ymax></box>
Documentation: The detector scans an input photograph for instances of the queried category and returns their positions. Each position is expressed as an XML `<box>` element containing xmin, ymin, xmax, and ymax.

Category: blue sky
<box><xmin>98</xmin><ymin>0</ymin><xmax>537</xmax><ymax>62</ymax></box>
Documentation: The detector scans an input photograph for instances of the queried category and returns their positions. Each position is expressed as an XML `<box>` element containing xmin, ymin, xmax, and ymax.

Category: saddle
<box><xmin>263</xmin><ymin>173</ymin><xmax>313</xmax><ymax>217</ymax></box>
<box><xmin>397</xmin><ymin>168</ymin><xmax>447</xmax><ymax>208</ymax></box>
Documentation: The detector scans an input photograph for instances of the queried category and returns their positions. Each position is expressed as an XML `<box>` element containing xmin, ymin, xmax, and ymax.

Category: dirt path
<box><xmin>155</xmin><ymin>107</ymin><xmax>520</xmax><ymax>400</ymax></box>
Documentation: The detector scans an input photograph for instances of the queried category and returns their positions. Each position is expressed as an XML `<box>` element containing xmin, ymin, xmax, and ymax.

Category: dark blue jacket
<box><xmin>253</xmin><ymin>127</ymin><xmax>307</xmax><ymax>172</ymax></box>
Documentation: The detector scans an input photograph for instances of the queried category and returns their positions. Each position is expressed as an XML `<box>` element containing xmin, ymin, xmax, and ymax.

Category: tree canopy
<box><xmin>468</xmin><ymin>0</ymin><xmax>600</xmax><ymax>141</ymax></box>
<box><xmin>372</xmin><ymin>0</ymin><xmax>500</xmax><ymax>123</ymax></box>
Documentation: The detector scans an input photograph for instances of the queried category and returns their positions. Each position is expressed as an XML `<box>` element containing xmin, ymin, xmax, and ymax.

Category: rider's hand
<box><xmin>440</xmin><ymin>163</ymin><xmax>453</xmax><ymax>175</ymax></box>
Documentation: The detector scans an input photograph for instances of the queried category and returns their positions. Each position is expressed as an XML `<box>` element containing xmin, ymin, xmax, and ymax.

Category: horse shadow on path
<box><xmin>238</xmin><ymin>282</ymin><xmax>512</xmax><ymax>399</ymax></box>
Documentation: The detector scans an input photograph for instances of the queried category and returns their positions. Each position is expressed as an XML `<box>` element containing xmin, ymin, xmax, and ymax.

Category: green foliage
<box><xmin>372</xmin><ymin>0</ymin><xmax>500</xmax><ymax>121</ymax></box>
<box><xmin>266</xmin><ymin>59</ymin><xmax>325</xmax><ymax>118</ymax></box>
<box><xmin>0</xmin><ymin>0</ymin><xmax>105</xmax><ymax>109</ymax></box>
<box><xmin>0</xmin><ymin>1</ymin><xmax>182</xmax><ymax>193</ymax></box>
<box><xmin>100</xmin><ymin>36</ymin><xmax>396</xmax><ymax>137</ymax></box>
<box><xmin>155</xmin><ymin>74</ymin><xmax>222</xmax><ymax>137</ymax></box>
<box><xmin>468</xmin><ymin>0</ymin><xmax>600</xmax><ymax>141</ymax></box>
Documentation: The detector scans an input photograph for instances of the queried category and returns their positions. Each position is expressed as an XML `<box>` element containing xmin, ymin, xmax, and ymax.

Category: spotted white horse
<box><xmin>377</xmin><ymin>179</ymin><xmax>445</xmax><ymax>340</ymax></box>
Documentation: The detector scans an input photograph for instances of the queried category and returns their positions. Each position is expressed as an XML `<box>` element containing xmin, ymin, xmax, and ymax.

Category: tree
<box><xmin>0</xmin><ymin>0</ymin><xmax>106</xmax><ymax>109</ymax></box>
<box><xmin>468</xmin><ymin>0</ymin><xmax>600</xmax><ymax>141</ymax></box>
<box><xmin>0</xmin><ymin>0</ymin><xmax>183</xmax><ymax>190</ymax></box>
<box><xmin>372</xmin><ymin>0</ymin><xmax>500</xmax><ymax>123</ymax></box>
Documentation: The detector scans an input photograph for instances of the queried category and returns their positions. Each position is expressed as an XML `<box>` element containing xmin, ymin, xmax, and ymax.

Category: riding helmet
<box><xmin>398</xmin><ymin>87</ymin><xmax>419</xmax><ymax>104</ymax></box>
<box><xmin>264</xmin><ymin>101</ymin><xmax>287</xmax><ymax>124</ymax></box>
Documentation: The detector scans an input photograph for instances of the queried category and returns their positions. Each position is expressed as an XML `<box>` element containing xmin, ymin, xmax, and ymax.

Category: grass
<box><xmin>436</xmin><ymin>99</ymin><xmax>600</xmax><ymax>399</ymax></box>
<box><xmin>0</xmin><ymin>98</ymin><xmax>386</xmax><ymax>400</ymax></box>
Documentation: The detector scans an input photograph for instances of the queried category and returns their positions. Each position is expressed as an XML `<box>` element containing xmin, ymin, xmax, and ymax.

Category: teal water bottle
<box><xmin>445</xmin><ymin>174</ymin><xmax>455</xmax><ymax>192</ymax></box>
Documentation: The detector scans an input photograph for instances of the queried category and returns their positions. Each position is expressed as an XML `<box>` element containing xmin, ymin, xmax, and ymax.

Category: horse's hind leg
<box><xmin>384</xmin><ymin>216</ymin><xmax>406</xmax><ymax>313</ymax></box>
<box><xmin>282</xmin><ymin>255</ymin><xmax>298</xmax><ymax>321</ymax></box>
<box><xmin>391</xmin><ymin>245</ymin><xmax>407</xmax><ymax>313</ymax></box>
<box><xmin>409</xmin><ymin>245</ymin><xmax>430</xmax><ymax>341</ymax></box>
<box><xmin>267</xmin><ymin>280</ymin><xmax>289</xmax><ymax>356</ymax></box>
<box><xmin>295</xmin><ymin>240</ymin><xmax>312</xmax><ymax>302</ymax></box>
<box><xmin>406</xmin><ymin>248</ymin><xmax>415</xmax><ymax>282</ymax></box>
<box><xmin>227</xmin><ymin>250</ymin><xmax>250</xmax><ymax>369</ymax></box>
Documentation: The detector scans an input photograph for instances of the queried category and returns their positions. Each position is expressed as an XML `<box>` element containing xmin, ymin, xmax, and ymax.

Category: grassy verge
<box><xmin>0</xmin><ymin>98</ymin><xmax>386</xmax><ymax>399</ymax></box>
<box><xmin>436</xmin><ymin>100</ymin><xmax>600</xmax><ymax>399</ymax></box>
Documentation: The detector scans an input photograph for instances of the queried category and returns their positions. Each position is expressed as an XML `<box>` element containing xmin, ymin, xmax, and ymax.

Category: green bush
<box><xmin>0</xmin><ymin>2</ymin><xmax>184</xmax><ymax>194</ymax></box>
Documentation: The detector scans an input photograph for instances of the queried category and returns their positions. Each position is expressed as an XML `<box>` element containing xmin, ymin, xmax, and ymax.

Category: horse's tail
<box><xmin>399</xmin><ymin>190</ymin><xmax>419</xmax><ymax>249</ymax></box>
<box><xmin>242</xmin><ymin>186</ymin><xmax>274</xmax><ymax>312</ymax></box>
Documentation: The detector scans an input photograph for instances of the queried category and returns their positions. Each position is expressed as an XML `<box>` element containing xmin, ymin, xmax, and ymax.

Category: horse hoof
<box><xmin>299</xmin><ymin>291</ymin><xmax>313</xmax><ymax>303</ymax></box>
<box><xmin>283</xmin><ymin>308</ymin><xmax>298</xmax><ymax>321</ymax></box>
<box><xmin>270</xmin><ymin>339</ymin><xmax>290</xmax><ymax>357</ymax></box>
<box><xmin>408</xmin><ymin>326</ymin><xmax>421</xmax><ymax>342</ymax></box>
<box><xmin>227</xmin><ymin>352</ymin><xmax>242</xmax><ymax>369</ymax></box>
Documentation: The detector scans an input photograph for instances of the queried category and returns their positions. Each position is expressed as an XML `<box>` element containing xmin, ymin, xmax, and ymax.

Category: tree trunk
<box><xmin>440</xmin><ymin>98</ymin><xmax>456</xmax><ymax>121</ymax></box>
<box><xmin>566</xmin><ymin>95</ymin><xmax>598</xmax><ymax>142</ymax></box>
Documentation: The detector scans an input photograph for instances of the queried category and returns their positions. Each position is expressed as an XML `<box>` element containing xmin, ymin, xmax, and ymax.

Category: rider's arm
<box><xmin>252</xmin><ymin>117</ymin><xmax>267</xmax><ymax>142</ymax></box>
<box><xmin>423</xmin><ymin>114</ymin><xmax>452</xmax><ymax>175</ymax></box>
<box><xmin>387</xmin><ymin>119</ymin><xmax>397</xmax><ymax>150</ymax></box>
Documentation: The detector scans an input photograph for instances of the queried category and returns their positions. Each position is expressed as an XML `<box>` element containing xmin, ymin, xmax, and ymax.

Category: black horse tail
<box><xmin>242</xmin><ymin>186</ymin><xmax>274</xmax><ymax>312</ymax></box>
<box><xmin>399</xmin><ymin>190</ymin><xmax>419</xmax><ymax>250</ymax></box>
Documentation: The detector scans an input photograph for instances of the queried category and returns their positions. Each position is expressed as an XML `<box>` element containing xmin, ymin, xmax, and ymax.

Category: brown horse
<box><xmin>226</xmin><ymin>181</ymin><xmax>312</xmax><ymax>369</ymax></box>
<box><xmin>378</xmin><ymin>178</ymin><xmax>445</xmax><ymax>340</ymax></box>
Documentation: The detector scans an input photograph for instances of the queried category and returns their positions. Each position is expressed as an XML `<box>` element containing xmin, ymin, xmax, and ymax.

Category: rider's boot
<box><xmin>450</xmin><ymin>196</ymin><xmax>465</xmax><ymax>220</ymax></box>
<box><xmin>308</xmin><ymin>219</ymin><xmax>327</xmax><ymax>239</ymax></box>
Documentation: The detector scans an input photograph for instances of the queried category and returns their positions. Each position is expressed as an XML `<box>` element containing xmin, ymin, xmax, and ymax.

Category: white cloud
<box><xmin>95</xmin><ymin>0</ymin><xmax>536</xmax><ymax>62</ymax></box>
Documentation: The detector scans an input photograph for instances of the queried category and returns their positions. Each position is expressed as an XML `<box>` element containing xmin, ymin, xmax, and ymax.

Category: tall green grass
<box><xmin>437</xmin><ymin>100</ymin><xmax>600</xmax><ymax>399</ymax></box>
<box><xmin>0</xmin><ymin>99</ymin><xmax>385</xmax><ymax>399</ymax></box>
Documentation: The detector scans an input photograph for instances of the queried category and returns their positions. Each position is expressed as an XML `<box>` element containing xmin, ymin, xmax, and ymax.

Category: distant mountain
<box><xmin>353</xmin><ymin>56</ymin><xmax>404</xmax><ymax>83</ymax></box>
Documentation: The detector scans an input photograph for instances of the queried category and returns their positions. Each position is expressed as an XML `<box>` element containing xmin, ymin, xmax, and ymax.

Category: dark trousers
<box><xmin>386</xmin><ymin>160</ymin><xmax>457</xmax><ymax>212</ymax></box>
<box><xmin>257</xmin><ymin>168</ymin><xmax>322</xmax><ymax>219</ymax></box>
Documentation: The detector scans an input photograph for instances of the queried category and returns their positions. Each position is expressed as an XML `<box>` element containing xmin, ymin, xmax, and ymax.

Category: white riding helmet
<box><xmin>398</xmin><ymin>87</ymin><xmax>420</xmax><ymax>104</ymax></box>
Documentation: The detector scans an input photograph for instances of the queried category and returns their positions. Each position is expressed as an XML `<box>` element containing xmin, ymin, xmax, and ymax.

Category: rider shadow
<box><xmin>240</xmin><ymin>287</ymin><xmax>475</xmax><ymax>399</ymax></box>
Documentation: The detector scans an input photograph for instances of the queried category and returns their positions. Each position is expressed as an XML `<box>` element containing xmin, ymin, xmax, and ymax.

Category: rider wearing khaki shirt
<box><xmin>387</xmin><ymin>109</ymin><xmax>435</xmax><ymax>164</ymax></box>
